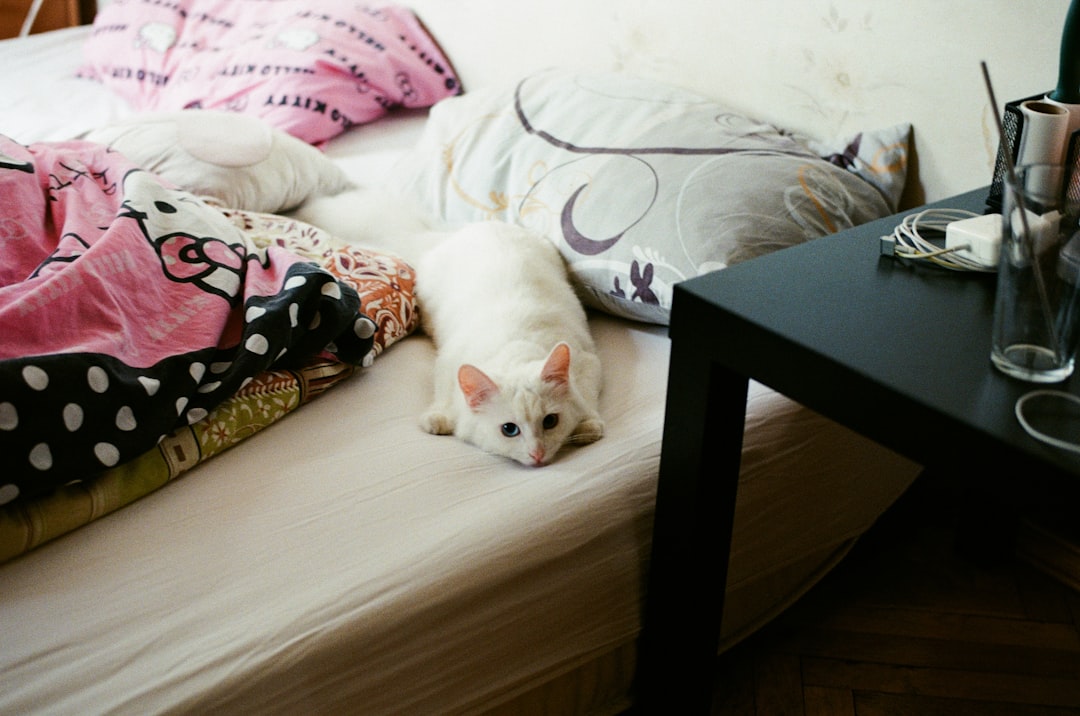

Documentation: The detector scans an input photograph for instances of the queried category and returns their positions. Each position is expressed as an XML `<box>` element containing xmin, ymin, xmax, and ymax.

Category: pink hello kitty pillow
<box><xmin>78</xmin><ymin>2</ymin><xmax>461</xmax><ymax>145</ymax></box>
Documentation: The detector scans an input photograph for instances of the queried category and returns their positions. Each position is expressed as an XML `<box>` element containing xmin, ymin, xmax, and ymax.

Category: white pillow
<box><xmin>84</xmin><ymin>111</ymin><xmax>351</xmax><ymax>213</ymax></box>
<box><xmin>389</xmin><ymin>69</ymin><xmax>909</xmax><ymax>324</ymax></box>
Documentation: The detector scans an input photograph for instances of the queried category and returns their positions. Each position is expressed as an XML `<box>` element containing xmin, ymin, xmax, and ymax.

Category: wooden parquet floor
<box><xmin>710</xmin><ymin>474</ymin><xmax>1080</xmax><ymax>715</ymax></box>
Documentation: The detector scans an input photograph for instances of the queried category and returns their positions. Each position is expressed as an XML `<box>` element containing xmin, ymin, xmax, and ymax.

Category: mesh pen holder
<box><xmin>988</xmin><ymin>92</ymin><xmax>1080</xmax><ymax>210</ymax></box>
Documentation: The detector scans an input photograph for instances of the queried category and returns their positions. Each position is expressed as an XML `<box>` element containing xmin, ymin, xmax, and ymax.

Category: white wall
<box><xmin>407</xmin><ymin>0</ymin><xmax>1072</xmax><ymax>204</ymax></box>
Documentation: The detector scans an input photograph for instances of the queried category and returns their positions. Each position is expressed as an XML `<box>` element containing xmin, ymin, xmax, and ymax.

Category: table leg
<box><xmin>634</xmin><ymin>342</ymin><xmax>749</xmax><ymax>713</ymax></box>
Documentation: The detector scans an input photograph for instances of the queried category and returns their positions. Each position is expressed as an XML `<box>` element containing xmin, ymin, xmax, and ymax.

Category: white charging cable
<box><xmin>19</xmin><ymin>0</ymin><xmax>46</xmax><ymax>38</ymax></box>
<box><xmin>882</xmin><ymin>208</ymin><xmax>999</xmax><ymax>272</ymax></box>
<box><xmin>1015</xmin><ymin>389</ymin><xmax>1080</xmax><ymax>455</ymax></box>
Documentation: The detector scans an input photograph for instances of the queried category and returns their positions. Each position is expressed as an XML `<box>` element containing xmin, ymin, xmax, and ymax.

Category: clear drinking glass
<box><xmin>991</xmin><ymin>163</ymin><xmax>1080</xmax><ymax>383</ymax></box>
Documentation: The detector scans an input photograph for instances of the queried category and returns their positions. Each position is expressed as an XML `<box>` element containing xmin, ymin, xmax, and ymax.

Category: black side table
<box><xmin>634</xmin><ymin>188</ymin><xmax>1080</xmax><ymax>713</ymax></box>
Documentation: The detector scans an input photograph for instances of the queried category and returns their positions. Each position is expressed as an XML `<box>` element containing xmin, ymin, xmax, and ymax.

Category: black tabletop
<box><xmin>673</xmin><ymin>188</ymin><xmax>1080</xmax><ymax>493</ymax></box>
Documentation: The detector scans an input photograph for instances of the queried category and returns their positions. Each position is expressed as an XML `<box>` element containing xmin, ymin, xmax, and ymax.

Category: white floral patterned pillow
<box><xmin>389</xmin><ymin>69</ymin><xmax>909</xmax><ymax>324</ymax></box>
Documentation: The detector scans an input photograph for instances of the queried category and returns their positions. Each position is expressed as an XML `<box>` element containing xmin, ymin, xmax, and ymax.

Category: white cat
<box><xmin>289</xmin><ymin>185</ymin><xmax>438</xmax><ymax>267</ymax></box>
<box><xmin>416</xmin><ymin>221</ymin><xmax>604</xmax><ymax>466</ymax></box>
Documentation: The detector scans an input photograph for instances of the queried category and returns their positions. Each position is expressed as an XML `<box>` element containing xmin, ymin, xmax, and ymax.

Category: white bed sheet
<box><xmin>1</xmin><ymin>316</ymin><xmax>657</xmax><ymax>714</ymax></box>
<box><xmin>0</xmin><ymin>312</ymin><xmax>917</xmax><ymax>714</ymax></box>
<box><xmin>0</xmin><ymin>25</ymin><xmax>922</xmax><ymax>714</ymax></box>
<box><xmin>1</xmin><ymin>26</ymin><xmax>134</xmax><ymax>143</ymax></box>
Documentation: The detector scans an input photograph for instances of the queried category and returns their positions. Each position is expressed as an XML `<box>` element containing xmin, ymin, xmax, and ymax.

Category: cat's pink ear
<box><xmin>458</xmin><ymin>364</ymin><xmax>499</xmax><ymax>410</ymax></box>
<box><xmin>541</xmin><ymin>342</ymin><xmax>571</xmax><ymax>389</ymax></box>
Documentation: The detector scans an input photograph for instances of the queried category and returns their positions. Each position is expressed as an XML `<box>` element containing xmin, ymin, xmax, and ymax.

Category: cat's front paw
<box><xmin>420</xmin><ymin>409</ymin><xmax>455</xmax><ymax>435</ymax></box>
<box><xmin>571</xmin><ymin>417</ymin><xmax>604</xmax><ymax>444</ymax></box>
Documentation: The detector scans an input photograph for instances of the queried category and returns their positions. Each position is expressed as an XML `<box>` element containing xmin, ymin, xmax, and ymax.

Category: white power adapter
<box><xmin>945</xmin><ymin>213</ymin><xmax>1002</xmax><ymax>267</ymax></box>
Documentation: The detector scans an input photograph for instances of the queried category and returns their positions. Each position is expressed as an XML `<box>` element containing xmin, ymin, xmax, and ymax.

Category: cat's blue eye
<box><xmin>501</xmin><ymin>423</ymin><xmax>520</xmax><ymax>437</ymax></box>
<box><xmin>542</xmin><ymin>414</ymin><xmax>559</xmax><ymax>430</ymax></box>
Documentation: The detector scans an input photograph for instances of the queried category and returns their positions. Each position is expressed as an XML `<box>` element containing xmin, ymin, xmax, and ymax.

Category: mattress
<box><xmin>0</xmin><ymin>24</ymin><xmax>921</xmax><ymax>715</ymax></box>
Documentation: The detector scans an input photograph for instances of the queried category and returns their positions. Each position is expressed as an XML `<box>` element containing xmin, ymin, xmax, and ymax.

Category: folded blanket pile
<box><xmin>0</xmin><ymin>135</ymin><xmax>418</xmax><ymax>561</ymax></box>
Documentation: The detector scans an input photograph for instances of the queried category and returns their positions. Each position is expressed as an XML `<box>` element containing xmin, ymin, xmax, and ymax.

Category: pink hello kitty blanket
<box><xmin>0</xmin><ymin>135</ymin><xmax>375</xmax><ymax>504</ymax></box>
<box><xmin>77</xmin><ymin>1</ymin><xmax>461</xmax><ymax>145</ymax></box>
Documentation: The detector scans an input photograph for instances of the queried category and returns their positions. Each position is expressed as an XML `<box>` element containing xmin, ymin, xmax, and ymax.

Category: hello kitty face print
<box><xmin>136</xmin><ymin>23</ymin><xmax>177</xmax><ymax>53</ymax></box>
<box><xmin>118</xmin><ymin>170</ymin><xmax>269</xmax><ymax>303</ymax></box>
<box><xmin>271</xmin><ymin>28</ymin><xmax>320</xmax><ymax>51</ymax></box>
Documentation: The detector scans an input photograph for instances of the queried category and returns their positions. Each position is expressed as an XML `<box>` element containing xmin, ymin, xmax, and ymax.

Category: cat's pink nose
<box><xmin>530</xmin><ymin>447</ymin><xmax>546</xmax><ymax>466</ymax></box>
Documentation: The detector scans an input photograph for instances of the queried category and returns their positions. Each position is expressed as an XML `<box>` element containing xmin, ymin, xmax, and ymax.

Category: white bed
<box><xmin>0</xmin><ymin>1</ymin><xmax>1067</xmax><ymax>713</ymax></box>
